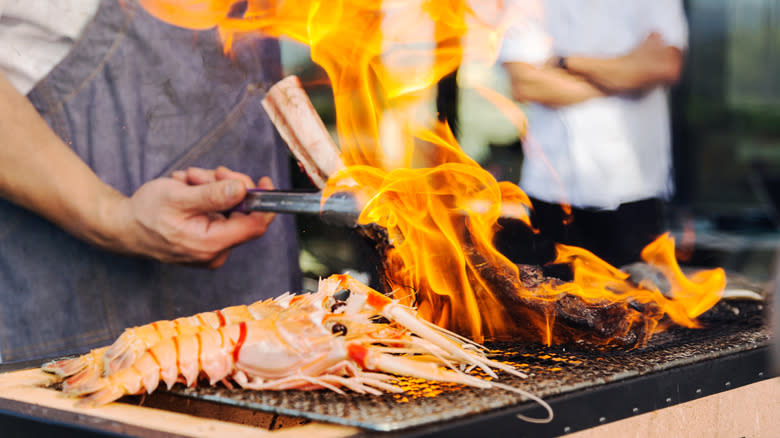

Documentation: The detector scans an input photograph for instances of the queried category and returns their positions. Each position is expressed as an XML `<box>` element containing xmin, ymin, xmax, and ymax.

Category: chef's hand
<box><xmin>113</xmin><ymin>166</ymin><xmax>275</xmax><ymax>268</ymax></box>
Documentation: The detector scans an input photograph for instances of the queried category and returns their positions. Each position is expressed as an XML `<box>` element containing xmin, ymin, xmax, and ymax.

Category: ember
<box><xmin>137</xmin><ymin>0</ymin><xmax>726</xmax><ymax>346</ymax></box>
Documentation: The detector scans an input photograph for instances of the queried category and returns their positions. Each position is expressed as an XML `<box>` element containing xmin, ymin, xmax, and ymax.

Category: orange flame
<box><xmin>139</xmin><ymin>0</ymin><xmax>725</xmax><ymax>346</ymax></box>
<box><xmin>556</xmin><ymin>234</ymin><xmax>725</xmax><ymax>324</ymax></box>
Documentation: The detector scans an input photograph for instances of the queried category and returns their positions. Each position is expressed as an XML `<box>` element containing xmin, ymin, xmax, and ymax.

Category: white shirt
<box><xmin>499</xmin><ymin>0</ymin><xmax>688</xmax><ymax>209</ymax></box>
<box><xmin>0</xmin><ymin>0</ymin><xmax>100</xmax><ymax>94</ymax></box>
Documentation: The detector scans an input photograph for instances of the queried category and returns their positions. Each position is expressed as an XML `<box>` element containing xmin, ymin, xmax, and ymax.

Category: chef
<box><xmin>0</xmin><ymin>0</ymin><xmax>301</xmax><ymax>361</ymax></box>
<box><xmin>499</xmin><ymin>0</ymin><xmax>687</xmax><ymax>268</ymax></box>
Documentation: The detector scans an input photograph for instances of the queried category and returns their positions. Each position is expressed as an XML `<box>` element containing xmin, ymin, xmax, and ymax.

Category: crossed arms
<box><xmin>503</xmin><ymin>33</ymin><xmax>684</xmax><ymax>107</ymax></box>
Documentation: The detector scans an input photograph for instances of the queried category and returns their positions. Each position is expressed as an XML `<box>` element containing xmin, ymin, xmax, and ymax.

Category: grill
<box><xmin>156</xmin><ymin>300</ymin><xmax>770</xmax><ymax>433</ymax></box>
<box><xmin>0</xmin><ymin>296</ymin><xmax>773</xmax><ymax>437</ymax></box>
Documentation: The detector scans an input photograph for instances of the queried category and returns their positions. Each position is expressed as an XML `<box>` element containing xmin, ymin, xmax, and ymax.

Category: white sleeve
<box><xmin>497</xmin><ymin>0</ymin><xmax>554</xmax><ymax>66</ymax></box>
<box><xmin>640</xmin><ymin>0</ymin><xmax>689</xmax><ymax>50</ymax></box>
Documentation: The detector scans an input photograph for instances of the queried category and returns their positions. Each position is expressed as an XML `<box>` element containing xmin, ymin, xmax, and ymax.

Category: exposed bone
<box><xmin>261</xmin><ymin>76</ymin><xmax>346</xmax><ymax>189</ymax></box>
<box><xmin>721</xmin><ymin>289</ymin><xmax>763</xmax><ymax>301</ymax></box>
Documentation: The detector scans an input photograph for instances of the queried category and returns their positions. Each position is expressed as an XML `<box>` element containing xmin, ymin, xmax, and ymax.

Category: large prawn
<box><xmin>42</xmin><ymin>292</ymin><xmax>297</xmax><ymax>393</ymax></box>
<box><xmin>45</xmin><ymin>274</ymin><xmax>553</xmax><ymax>423</ymax></box>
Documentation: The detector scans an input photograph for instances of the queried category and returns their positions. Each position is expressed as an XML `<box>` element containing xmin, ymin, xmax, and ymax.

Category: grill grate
<box><xmin>161</xmin><ymin>301</ymin><xmax>769</xmax><ymax>432</ymax></box>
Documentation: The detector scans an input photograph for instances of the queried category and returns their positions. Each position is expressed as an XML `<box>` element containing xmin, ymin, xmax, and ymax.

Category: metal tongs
<box><xmin>230</xmin><ymin>189</ymin><xmax>532</xmax><ymax>227</ymax></box>
<box><xmin>230</xmin><ymin>189</ymin><xmax>361</xmax><ymax>226</ymax></box>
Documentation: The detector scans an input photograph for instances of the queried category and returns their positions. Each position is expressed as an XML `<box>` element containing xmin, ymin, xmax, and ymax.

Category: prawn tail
<box><xmin>42</xmin><ymin>356</ymin><xmax>89</xmax><ymax>378</ymax></box>
<box><xmin>61</xmin><ymin>365</ymin><xmax>104</xmax><ymax>396</ymax></box>
<box><xmin>74</xmin><ymin>384</ymin><xmax>126</xmax><ymax>408</ymax></box>
<box><xmin>42</xmin><ymin>346</ymin><xmax>109</xmax><ymax>378</ymax></box>
<box><xmin>71</xmin><ymin>365</ymin><xmax>148</xmax><ymax>407</ymax></box>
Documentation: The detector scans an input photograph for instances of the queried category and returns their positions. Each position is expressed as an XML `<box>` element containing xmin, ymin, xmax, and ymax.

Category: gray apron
<box><xmin>0</xmin><ymin>0</ymin><xmax>301</xmax><ymax>361</ymax></box>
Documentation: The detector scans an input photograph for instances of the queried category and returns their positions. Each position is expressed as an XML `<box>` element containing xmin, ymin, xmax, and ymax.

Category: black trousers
<box><xmin>495</xmin><ymin>197</ymin><xmax>666</xmax><ymax>271</ymax></box>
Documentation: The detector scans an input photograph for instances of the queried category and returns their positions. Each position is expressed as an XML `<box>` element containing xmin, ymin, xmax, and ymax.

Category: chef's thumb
<box><xmin>183</xmin><ymin>180</ymin><xmax>245</xmax><ymax>212</ymax></box>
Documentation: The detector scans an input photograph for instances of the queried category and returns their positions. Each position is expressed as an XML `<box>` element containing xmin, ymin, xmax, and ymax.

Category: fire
<box><xmin>138</xmin><ymin>0</ymin><xmax>725</xmax><ymax>346</ymax></box>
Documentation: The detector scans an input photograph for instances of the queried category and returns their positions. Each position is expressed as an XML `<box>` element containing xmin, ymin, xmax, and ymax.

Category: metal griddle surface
<box><xmin>157</xmin><ymin>301</ymin><xmax>770</xmax><ymax>432</ymax></box>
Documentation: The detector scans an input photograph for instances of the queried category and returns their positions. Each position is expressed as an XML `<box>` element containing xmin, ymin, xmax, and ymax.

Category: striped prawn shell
<box><xmin>72</xmin><ymin>297</ymin><xmax>340</xmax><ymax>406</ymax></box>
<box><xmin>101</xmin><ymin>295</ymin><xmax>293</xmax><ymax>375</ymax></box>
<box><xmin>42</xmin><ymin>293</ymin><xmax>299</xmax><ymax>393</ymax></box>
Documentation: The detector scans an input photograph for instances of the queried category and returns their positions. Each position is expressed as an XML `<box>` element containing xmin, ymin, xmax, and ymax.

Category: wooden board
<box><xmin>568</xmin><ymin>378</ymin><xmax>780</xmax><ymax>438</ymax></box>
<box><xmin>0</xmin><ymin>367</ymin><xmax>359</xmax><ymax>438</ymax></box>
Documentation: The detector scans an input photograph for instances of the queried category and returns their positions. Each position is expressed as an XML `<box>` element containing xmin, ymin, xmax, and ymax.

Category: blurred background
<box><xmin>277</xmin><ymin>0</ymin><xmax>780</xmax><ymax>291</ymax></box>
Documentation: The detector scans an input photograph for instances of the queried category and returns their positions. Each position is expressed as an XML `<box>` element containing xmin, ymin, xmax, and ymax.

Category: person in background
<box><xmin>0</xmin><ymin>1</ymin><xmax>300</xmax><ymax>362</ymax></box>
<box><xmin>498</xmin><ymin>0</ymin><xmax>687</xmax><ymax>269</ymax></box>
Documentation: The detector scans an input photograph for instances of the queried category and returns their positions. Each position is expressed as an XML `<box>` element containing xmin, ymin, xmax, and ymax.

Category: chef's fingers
<box><xmin>205</xmin><ymin>249</ymin><xmax>232</xmax><ymax>269</ymax></box>
<box><xmin>182</xmin><ymin>167</ymin><xmax>256</xmax><ymax>192</ymax></box>
<box><xmin>203</xmin><ymin>211</ymin><xmax>276</xmax><ymax>248</ymax></box>
<box><xmin>175</xmin><ymin>179</ymin><xmax>247</xmax><ymax>213</ymax></box>
<box><xmin>182</xmin><ymin>167</ymin><xmax>217</xmax><ymax>185</ymax></box>
<box><xmin>214</xmin><ymin>166</ymin><xmax>256</xmax><ymax>188</ymax></box>
<box><xmin>171</xmin><ymin>170</ymin><xmax>187</xmax><ymax>182</ymax></box>
<box><xmin>256</xmin><ymin>176</ymin><xmax>274</xmax><ymax>190</ymax></box>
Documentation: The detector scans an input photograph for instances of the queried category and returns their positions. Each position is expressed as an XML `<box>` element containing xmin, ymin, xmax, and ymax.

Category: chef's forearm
<box><xmin>0</xmin><ymin>72</ymin><xmax>127</xmax><ymax>249</ymax></box>
<box><xmin>503</xmin><ymin>61</ymin><xmax>606</xmax><ymax>107</ymax></box>
<box><xmin>566</xmin><ymin>48</ymin><xmax>682</xmax><ymax>93</ymax></box>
